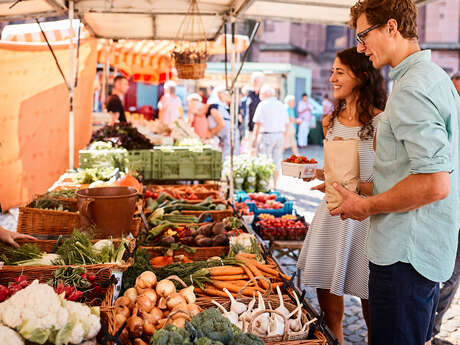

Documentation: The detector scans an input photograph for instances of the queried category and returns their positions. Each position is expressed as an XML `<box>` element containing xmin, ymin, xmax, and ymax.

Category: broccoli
<box><xmin>231</xmin><ymin>324</ymin><xmax>242</xmax><ymax>337</ymax></box>
<box><xmin>190</xmin><ymin>308</ymin><xmax>234</xmax><ymax>345</ymax></box>
<box><xmin>229</xmin><ymin>333</ymin><xmax>265</xmax><ymax>345</ymax></box>
<box><xmin>149</xmin><ymin>325</ymin><xmax>193</xmax><ymax>345</ymax></box>
<box><xmin>194</xmin><ymin>337</ymin><xmax>224</xmax><ymax>345</ymax></box>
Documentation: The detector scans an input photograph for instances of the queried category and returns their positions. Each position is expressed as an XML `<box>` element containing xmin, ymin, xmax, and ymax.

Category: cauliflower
<box><xmin>0</xmin><ymin>325</ymin><xmax>24</xmax><ymax>345</ymax></box>
<box><xmin>0</xmin><ymin>280</ymin><xmax>100</xmax><ymax>345</ymax></box>
<box><xmin>0</xmin><ymin>280</ymin><xmax>68</xmax><ymax>344</ymax></box>
<box><xmin>56</xmin><ymin>300</ymin><xmax>101</xmax><ymax>344</ymax></box>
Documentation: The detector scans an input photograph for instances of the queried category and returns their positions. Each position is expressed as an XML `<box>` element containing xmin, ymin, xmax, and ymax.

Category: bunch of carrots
<box><xmin>195</xmin><ymin>252</ymin><xmax>290</xmax><ymax>298</ymax></box>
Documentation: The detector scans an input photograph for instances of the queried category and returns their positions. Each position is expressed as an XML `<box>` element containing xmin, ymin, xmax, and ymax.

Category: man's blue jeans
<box><xmin>369</xmin><ymin>261</ymin><xmax>440</xmax><ymax>345</ymax></box>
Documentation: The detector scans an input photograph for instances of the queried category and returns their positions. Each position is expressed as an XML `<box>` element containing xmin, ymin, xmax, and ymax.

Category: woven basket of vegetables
<box><xmin>0</xmin><ymin>234</ymin><xmax>136</xmax><ymax>306</ymax></box>
<box><xmin>171</xmin><ymin>0</ymin><xmax>208</xmax><ymax>80</ymax></box>
<box><xmin>198</xmin><ymin>277</ymin><xmax>322</xmax><ymax>343</ymax></box>
<box><xmin>17</xmin><ymin>198</ymin><xmax>141</xmax><ymax>237</ymax></box>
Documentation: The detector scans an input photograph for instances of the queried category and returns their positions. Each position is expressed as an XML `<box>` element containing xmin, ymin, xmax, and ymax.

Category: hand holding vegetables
<box><xmin>0</xmin><ymin>226</ymin><xmax>36</xmax><ymax>248</ymax></box>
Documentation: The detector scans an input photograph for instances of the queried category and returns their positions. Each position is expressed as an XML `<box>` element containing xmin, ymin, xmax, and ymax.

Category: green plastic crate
<box><xmin>79</xmin><ymin>149</ymin><xmax>128</xmax><ymax>169</ymax></box>
<box><xmin>127</xmin><ymin>150</ymin><xmax>153</xmax><ymax>179</ymax></box>
<box><xmin>151</xmin><ymin>147</ymin><xmax>222</xmax><ymax>180</ymax></box>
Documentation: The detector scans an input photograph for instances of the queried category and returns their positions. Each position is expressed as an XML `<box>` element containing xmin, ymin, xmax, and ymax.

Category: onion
<box><xmin>115</xmin><ymin>296</ymin><xmax>131</xmax><ymax>308</ymax></box>
<box><xmin>124</xmin><ymin>287</ymin><xmax>138</xmax><ymax>305</ymax></box>
<box><xmin>136</xmin><ymin>271</ymin><xmax>157</xmax><ymax>289</ymax></box>
<box><xmin>136</xmin><ymin>295</ymin><xmax>154</xmax><ymax>313</ymax></box>
<box><xmin>143</xmin><ymin>320</ymin><xmax>156</xmax><ymax>336</ymax></box>
<box><xmin>186</xmin><ymin>304</ymin><xmax>202</xmax><ymax>317</ymax></box>
<box><xmin>156</xmin><ymin>279</ymin><xmax>176</xmax><ymax>297</ymax></box>
<box><xmin>127</xmin><ymin>308</ymin><xmax>143</xmax><ymax>338</ymax></box>
<box><xmin>115</xmin><ymin>306</ymin><xmax>131</xmax><ymax>319</ymax></box>
<box><xmin>134</xmin><ymin>338</ymin><xmax>149</xmax><ymax>345</ymax></box>
<box><xmin>143</xmin><ymin>288</ymin><xmax>158</xmax><ymax>306</ymax></box>
<box><xmin>166</xmin><ymin>293</ymin><xmax>187</xmax><ymax>309</ymax></box>
<box><xmin>179</xmin><ymin>286</ymin><xmax>196</xmax><ymax>304</ymax></box>
<box><xmin>157</xmin><ymin>318</ymin><xmax>167</xmax><ymax>329</ymax></box>
<box><xmin>158</xmin><ymin>297</ymin><xmax>168</xmax><ymax>310</ymax></box>
<box><xmin>171</xmin><ymin>304</ymin><xmax>188</xmax><ymax>320</ymax></box>
<box><xmin>171</xmin><ymin>317</ymin><xmax>186</xmax><ymax>328</ymax></box>
<box><xmin>150</xmin><ymin>307</ymin><xmax>163</xmax><ymax>324</ymax></box>
<box><xmin>114</xmin><ymin>313</ymin><xmax>127</xmax><ymax>329</ymax></box>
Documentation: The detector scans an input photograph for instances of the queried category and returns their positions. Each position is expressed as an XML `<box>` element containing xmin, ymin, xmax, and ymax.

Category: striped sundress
<box><xmin>297</xmin><ymin>114</ymin><xmax>382</xmax><ymax>300</ymax></box>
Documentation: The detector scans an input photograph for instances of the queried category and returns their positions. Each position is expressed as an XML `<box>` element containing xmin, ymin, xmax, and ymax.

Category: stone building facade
<box><xmin>221</xmin><ymin>0</ymin><xmax>460</xmax><ymax>100</ymax></box>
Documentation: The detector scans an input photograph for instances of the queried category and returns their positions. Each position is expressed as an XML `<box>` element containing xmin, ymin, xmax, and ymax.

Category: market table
<box><xmin>268</xmin><ymin>240</ymin><xmax>303</xmax><ymax>289</ymax></box>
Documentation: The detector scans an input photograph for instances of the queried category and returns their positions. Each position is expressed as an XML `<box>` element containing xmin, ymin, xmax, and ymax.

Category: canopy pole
<box><xmin>68</xmin><ymin>0</ymin><xmax>75</xmax><ymax>170</ymax></box>
<box><xmin>229</xmin><ymin>17</ymin><xmax>236</xmax><ymax>201</ymax></box>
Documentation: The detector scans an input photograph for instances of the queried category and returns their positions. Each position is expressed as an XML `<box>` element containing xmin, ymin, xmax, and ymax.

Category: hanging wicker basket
<box><xmin>172</xmin><ymin>0</ymin><xmax>209</xmax><ymax>80</ymax></box>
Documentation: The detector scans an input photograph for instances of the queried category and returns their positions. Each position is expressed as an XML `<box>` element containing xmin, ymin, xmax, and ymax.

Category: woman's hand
<box><xmin>311</xmin><ymin>182</ymin><xmax>325</xmax><ymax>193</ymax></box>
<box><xmin>0</xmin><ymin>227</ymin><xmax>36</xmax><ymax>248</ymax></box>
<box><xmin>303</xmin><ymin>169</ymin><xmax>324</xmax><ymax>182</ymax></box>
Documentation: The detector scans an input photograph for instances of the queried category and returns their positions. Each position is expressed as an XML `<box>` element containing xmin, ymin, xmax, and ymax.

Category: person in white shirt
<box><xmin>158</xmin><ymin>81</ymin><xmax>183</xmax><ymax>125</ymax></box>
<box><xmin>252</xmin><ymin>85</ymin><xmax>290</xmax><ymax>189</ymax></box>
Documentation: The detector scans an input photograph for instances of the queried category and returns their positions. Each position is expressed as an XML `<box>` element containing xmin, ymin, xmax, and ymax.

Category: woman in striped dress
<box><xmin>297</xmin><ymin>47</ymin><xmax>387</xmax><ymax>344</ymax></box>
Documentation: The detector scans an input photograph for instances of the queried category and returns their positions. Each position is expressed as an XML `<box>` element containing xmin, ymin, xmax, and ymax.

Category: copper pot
<box><xmin>77</xmin><ymin>186</ymin><xmax>138</xmax><ymax>237</ymax></box>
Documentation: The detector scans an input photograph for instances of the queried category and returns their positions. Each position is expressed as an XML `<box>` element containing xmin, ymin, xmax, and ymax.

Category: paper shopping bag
<box><xmin>323</xmin><ymin>138</ymin><xmax>360</xmax><ymax>210</ymax></box>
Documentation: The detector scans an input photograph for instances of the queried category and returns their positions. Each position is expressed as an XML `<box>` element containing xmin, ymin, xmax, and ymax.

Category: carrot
<box><xmin>209</xmin><ymin>274</ymin><xmax>249</xmax><ymax>281</ymax></box>
<box><xmin>239</xmin><ymin>264</ymin><xmax>256</xmax><ymax>283</ymax></box>
<box><xmin>209</xmin><ymin>266</ymin><xmax>245</xmax><ymax>276</ymax></box>
<box><xmin>211</xmin><ymin>280</ymin><xmax>264</xmax><ymax>295</ymax></box>
<box><xmin>235</xmin><ymin>255</ymin><xmax>270</xmax><ymax>289</ymax></box>
<box><xmin>271</xmin><ymin>282</ymin><xmax>284</xmax><ymax>288</ymax></box>
<box><xmin>196</xmin><ymin>285</ymin><xmax>234</xmax><ymax>298</ymax></box>
<box><xmin>244</xmin><ymin>258</ymin><xmax>282</xmax><ymax>276</ymax></box>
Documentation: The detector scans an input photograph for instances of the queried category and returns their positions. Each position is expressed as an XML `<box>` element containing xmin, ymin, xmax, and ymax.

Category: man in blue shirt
<box><xmin>330</xmin><ymin>1</ymin><xmax>460</xmax><ymax>344</ymax></box>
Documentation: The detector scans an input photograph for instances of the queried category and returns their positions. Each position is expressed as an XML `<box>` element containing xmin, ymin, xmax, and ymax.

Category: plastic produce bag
<box><xmin>324</xmin><ymin>138</ymin><xmax>360</xmax><ymax>210</ymax></box>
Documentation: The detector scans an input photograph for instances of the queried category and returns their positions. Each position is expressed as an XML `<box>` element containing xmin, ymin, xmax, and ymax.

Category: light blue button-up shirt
<box><xmin>369</xmin><ymin>50</ymin><xmax>460</xmax><ymax>282</ymax></box>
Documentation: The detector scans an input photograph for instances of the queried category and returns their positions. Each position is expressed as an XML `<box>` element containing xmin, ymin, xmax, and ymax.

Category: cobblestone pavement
<box><xmin>275</xmin><ymin>145</ymin><xmax>460</xmax><ymax>345</ymax></box>
<box><xmin>1</xmin><ymin>145</ymin><xmax>459</xmax><ymax>344</ymax></box>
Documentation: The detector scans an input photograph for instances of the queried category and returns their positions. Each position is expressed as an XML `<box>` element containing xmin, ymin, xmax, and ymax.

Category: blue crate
<box><xmin>247</xmin><ymin>200</ymin><xmax>294</xmax><ymax>218</ymax></box>
<box><xmin>235</xmin><ymin>190</ymin><xmax>283</xmax><ymax>202</ymax></box>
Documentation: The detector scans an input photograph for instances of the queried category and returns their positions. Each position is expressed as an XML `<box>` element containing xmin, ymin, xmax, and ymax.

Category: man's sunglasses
<box><xmin>356</xmin><ymin>24</ymin><xmax>381</xmax><ymax>45</ymax></box>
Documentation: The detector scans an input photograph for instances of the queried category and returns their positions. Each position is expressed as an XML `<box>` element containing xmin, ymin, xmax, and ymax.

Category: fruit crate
<box><xmin>79</xmin><ymin>148</ymin><xmax>128</xmax><ymax>169</ymax></box>
<box><xmin>127</xmin><ymin>149</ymin><xmax>153</xmax><ymax>179</ymax></box>
<box><xmin>236</xmin><ymin>191</ymin><xmax>283</xmax><ymax>202</ymax></box>
<box><xmin>151</xmin><ymin>147</ymin><xmax>222</xmax><ymax>180</ymax></box>
<box><xmin>247</xmin><ymin>200</ymin><xmax>294</xmax><ymax>218</ymax></box>
<box><xmin>255</xmin><ymin>216</ymin><xmax>309</xmax><ymax>241</ymax></box>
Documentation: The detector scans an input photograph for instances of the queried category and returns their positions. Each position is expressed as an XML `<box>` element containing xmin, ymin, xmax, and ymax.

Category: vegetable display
<box><xmin>91</xmin><ymin>122</ymin><xmax>153</xmax><ymax>150</ymax></box>
<box><xmin>113</xmin><ymin>271</ymin><xmax>203</xmax><ymax>344</ymax></box>
<box><xmin>257</xmin><ymin>217</ymin><xmax>308</xmax><ymax>241</ymax></box>
<box><xmin>211</xmin><ymin>286</ymin><xmax>314</xmax><ymax>339</ymax></box>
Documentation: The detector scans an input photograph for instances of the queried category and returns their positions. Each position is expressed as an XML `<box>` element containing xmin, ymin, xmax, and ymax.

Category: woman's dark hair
<box><xmin>328</xmin><ymin>47</ymin><xmax>387</xmax><ymax>140</ymax></box>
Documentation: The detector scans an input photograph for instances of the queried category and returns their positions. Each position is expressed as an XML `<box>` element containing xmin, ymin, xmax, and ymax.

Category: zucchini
<box><xmin>157</xmin><ymin>193</ymin><xmax>168</xmax><ymax>204</ymax></box>
<box><xmin>145</xmin><ymin>198</ymin><xmax>158</xmax><ymax>211</ymax></box>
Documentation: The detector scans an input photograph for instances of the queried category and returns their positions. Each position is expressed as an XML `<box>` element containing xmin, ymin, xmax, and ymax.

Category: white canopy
<box><xmin>0</xmin><ymin>0</ymin><xmax>435</xmax><ymax>39</ymax></box>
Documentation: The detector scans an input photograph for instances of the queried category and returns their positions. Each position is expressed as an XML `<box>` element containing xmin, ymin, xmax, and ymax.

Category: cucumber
<box><xmin>157</xmin><ymin>193</ymin><xmax>168</xmax><ymax>204</ymax></box>
<box><xmin>145</xmin><ymin>198</ymin><xmax>158</xmax><ymax>211</ymax></box>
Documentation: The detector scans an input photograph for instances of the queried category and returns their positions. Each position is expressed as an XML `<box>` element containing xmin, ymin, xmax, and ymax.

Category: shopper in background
<box><xmin>332</xmin><ymin>1</ymin><xmax>460</xmax><ymax>344</ymax></box>
<box><xmin>297</xmin><ymin>93</ymin><xmax>312</xmax><ymax>148</ymax></box>
<box><xmin>238</xmin><ymin>85</ymin><xmax>252</xmax><ymax>142</ymax></box>
<box><xmin>158</xmin><ymin>81</ymin><xmax>183</xmax><ymax>125</ymax></box>
<box><xmin>432</xmin><ymin>71</ymin><xmax>460</xmax><ymax>343</ymax></box>
<box><xmin>106</xmin><ymin>75</ymin><xmax>129</xmax><ymax>124</ymax></box>
<box><xmin>187</xmin><ymin>93</ymin><xmax>208</xmax><ymax>139</ymax></box>
<box><xmin>247</xmin><ymin>72</ymin><xmax>264</xmax><ymax>135</ymax></box>
<box><xmin>252</xmin><ymin>85</ymin><xmax>289</xmax><ymax>189</ymax></box>
<box><xmin>283</xmin><ymin>95</ymin><xmax>300</xmax><ymax>155</ymax></box>
<box><xmin>298</xmin><ymin>47</ymin><xmax>386</xmax><ymax>345</ymax></box>
<box><xmin>322</xmin><ymin>94</ymin><xmax>334</xmax><ymax>120</ymax></box>
<box><xmin>207</xmin><ymin>86</ymin><xmax>240</xmax><ymax>160</ymax></box>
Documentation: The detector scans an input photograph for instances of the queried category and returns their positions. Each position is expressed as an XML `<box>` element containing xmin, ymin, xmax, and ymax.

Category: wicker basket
<box><xmin>140</xmin><ymin>245</ymin><xmax>227</xmax><ymax>261</ymax></box>
<box><xmin>0</xmin><ymin>264</ymin><xmax>113</xmax><ymax>306</ymax></box>
<box><xmin>17</xmin><ymin>204</ymin><xmax>141</xmax><ymax>237</ymax></box>
<box><xmin>181</xmin><ymin>208</ymin><xmax>233</xmax><ymax>222</ymax></box>
<box><xmin>175</xmin><ymin>62</ymin><xmax>207</xmax><ymax>80</ymax></box>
